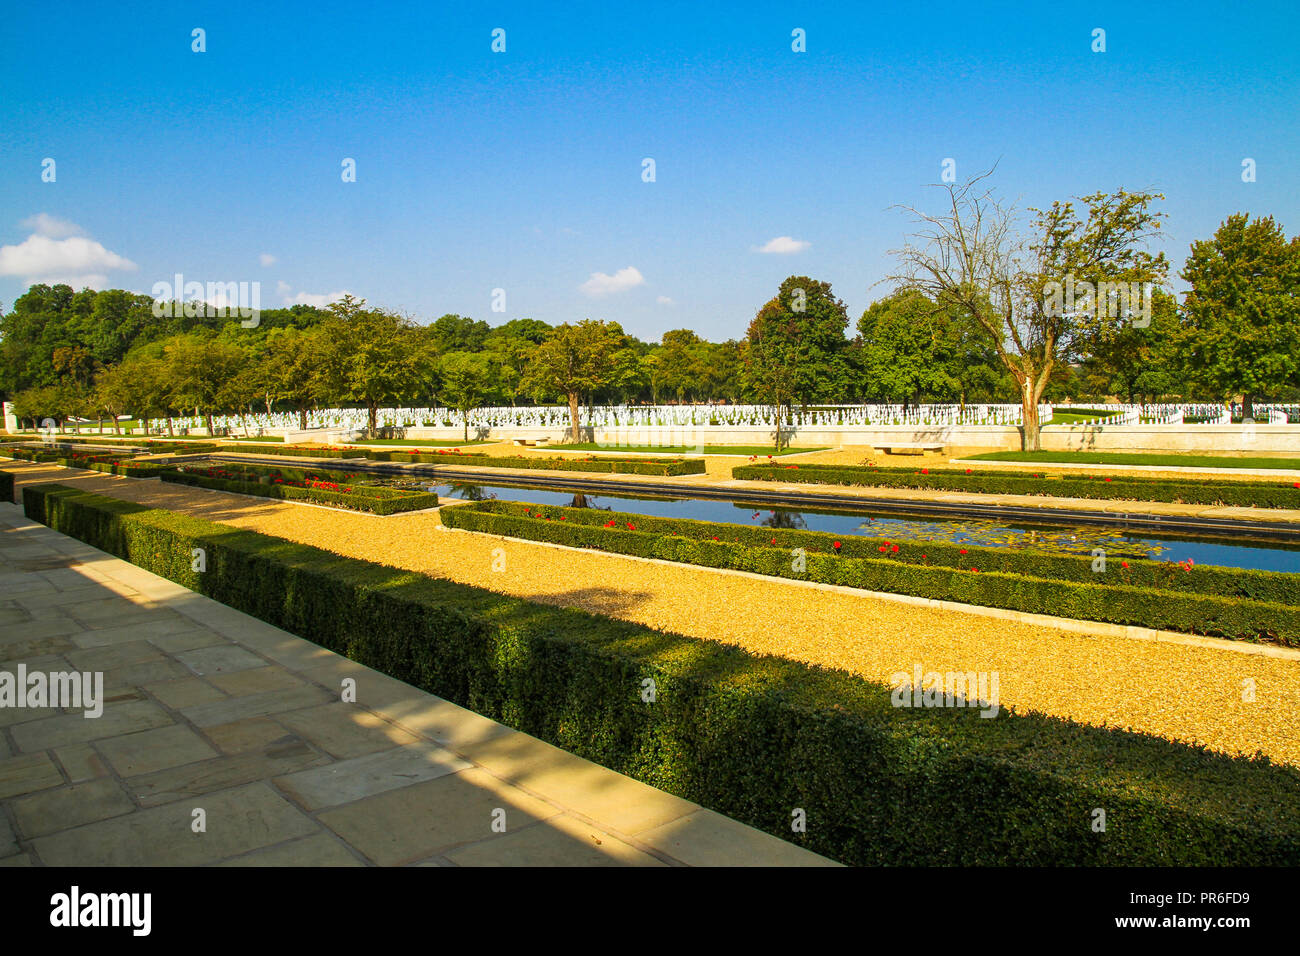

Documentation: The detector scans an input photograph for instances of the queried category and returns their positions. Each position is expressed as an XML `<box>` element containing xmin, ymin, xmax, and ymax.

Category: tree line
<box><xmin>1</xmin><ymin>194</ymin><xmax>1296</xmax><ymax>448</ymax></box>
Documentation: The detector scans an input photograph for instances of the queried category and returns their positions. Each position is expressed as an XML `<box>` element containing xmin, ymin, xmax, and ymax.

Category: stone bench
<box><xmin>872</xmin><ymin>442</ymin><xmax>945</xmax><ymax>456</ymax></box>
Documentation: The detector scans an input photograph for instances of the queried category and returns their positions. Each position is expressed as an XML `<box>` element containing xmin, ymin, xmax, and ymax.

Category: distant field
<box><xmin>965</xmin><ymin>450</ymin><xmax>1300</xmax><ymax>470</ymax></box>
<box><xmin>547</xmin><ymin>442</ymin><xmax>827</xmax><ymax>456</ymax></box>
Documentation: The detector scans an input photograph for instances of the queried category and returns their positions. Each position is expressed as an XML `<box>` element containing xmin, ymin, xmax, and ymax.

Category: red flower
<box><xmin>1293</xmin><ymin>482</ymin><xmax>1299</xmax><ymax>488</ymax></box>
<box><xmin>771</xmin><ymin>538</ymin><xmax>776</xmax><ymax>544</ymax></box>
<box><xmin>878</xmin><ymin>545</ymin><xmax>887</xmax><ymax>552</ymax></box>
<box><xmin>559</xmin><ymin>515</ymin><xmax>566</xmax><ymax>520</ymax></box>
<box><xmin>1104</xmin><ymin>477</ymin><xmax>1112</xmax><ymax>482</ymax></box>
<box><xmin>891</xmin><ymin>544</ymin><xmax>899</xmax><ymax>553</ymax></box>
<box><xmin>711</xmin><ymin>536</ymin><xmax>719</xmax><ymax>541</ymax></box>
<box><xmin>959</xmin><ymin>549</ymin><xmax>968</xmax><ymax>555</ymax></box>
<box><xmin>832</xmin><ymin>541</ymin><xmax>841</xmax><ymax>550</ymax></box>
<box><xmin>921</xmin><ymin>554</ymin><xmax>927</xmax><ymax>559</ymax></box>
<box><xmin>971</xmin><ymin>567</ymin><xmax>979</xmax><ymax>573</ymax></box>
<box><xmin>920</xmin><ymin>468</ymin><xmax>929</xmax><ymax>475</ymax></box>
<box><xmin>627</xmin><ymin>523</ymin><xmax>635</xmax><ymax>530</ymax></box>
<box><xmin>1121</xmin><ymin>561</ymin><xmax>1129</xmax><ymax>569</ymax></box>
<box><xmin>965</xmin><ymin>469</ymin><xmax>971</xmax><ymax>474</ymax></box>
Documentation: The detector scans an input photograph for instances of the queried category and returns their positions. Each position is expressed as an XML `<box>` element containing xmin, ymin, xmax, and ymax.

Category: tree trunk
<box><xmin>206</xmin><ymin>412</ymin><xmax>215</xmax><ymax>436</ymax></box>
<box><xmin>463</xmin><ymin>411</ymin><xmax>469</xmax><ymax>443</ymax></box>
<box><xmin>1242</xmin><ymin>394</ymin><xmax>1255</xmax><ymax>422</ymax></box>
<box><xmin>299</xmin><ymin>408</ymin><xmax>308</xmax><ymax>430</ymax></box>
<box><xmin>774</xmin><ymin>402</ymin><xmax>785</xmax><ymax>452</ymax></box>
<box><xmin>368</xmin><ymin>404</ymin><xmax>378</xmax><ymax>439</ymax></box>
<box><xmin>567</xmin><ymin>391</ymin><xmax>580</xmax><ymax>443</ymax></box>
<box><xmin>1020</xmin><ymin>384</ymin><xmax>1041</xmax><ymax>452</ymax></box>
<box><xmin>166</xmin><ymin>416</ymin><xmax>175</xmax><ymax>438</ymax></box>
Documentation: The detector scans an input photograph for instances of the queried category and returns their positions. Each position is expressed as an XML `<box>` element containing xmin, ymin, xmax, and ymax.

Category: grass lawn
<box><xmin>547</xmin><ymin>442</ymin><xmax>827</xmax><ymax>456</ymax></box>
<box><xmin>216</xmin><ymin>435</ymin><xmax>286</xmax><ymax>442</ymax></box>
<box><xmin>964</xmin><ymin>450</ymin><xmax>1300</xmax><ymax>470</ymax></box>
<box><xmin>348</xmin><ymin>438</ymin><xmax>491</xmax><ymax>447</ymax></box>
<box><xmin>1048</xmin><ymin>409</ymin><xmax>1122</xmax><ymax>425</ymax></box>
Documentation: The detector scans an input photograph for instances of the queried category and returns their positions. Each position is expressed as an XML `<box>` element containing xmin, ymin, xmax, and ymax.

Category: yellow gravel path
<box><xmin>6</xmin><ymin>460</ymin><xmax>1300</xmax><ymax>767</ymax></box>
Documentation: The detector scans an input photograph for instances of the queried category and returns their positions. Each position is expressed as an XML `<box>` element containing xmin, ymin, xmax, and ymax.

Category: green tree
<box><xmin>891</xmin><ymin>172</ymin><xmax>1168</xmax><ymax>449</ymax></box>
<box><xmin>439</xmin><ymin>351</ymin><xmax>499</xmax><ymax>440</ymax></box>
<box><xmin>522</xmin><ymin>320</ymin><xmax>625</xmax><ymax>441</ymax></box>
<box><xmin>312</xmin><ymin>296</ymin><xmax>426</xmax><ymax>437</ymax></box>
<box><xmin>1180</xmin><ymin>214</ymin><xmax>1300</xmax><ymax>418</ymax></box>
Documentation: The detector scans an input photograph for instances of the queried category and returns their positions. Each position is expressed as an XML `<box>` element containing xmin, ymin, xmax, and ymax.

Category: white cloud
<box><xmin>289</xmin><ymin>290</ymin><xmax>351</xmax><ymax>308</ymax></box>
<box><xmin>755</xmin><ymin>236</ymin><xmax>810</xmax><ymax>254</ymax></box>
<box><xmin>579</xmin><ymin>266</ymin><xmax>645</xmax><ymax>297</ymax></box>
<box><xmin>259</xmin><ymin>253</ymin><xmax>277</xmax><ymax>267</ymax></box>
<box><xmin>0</xmin><ymin>228</ymin><xmax>137</xmax><ymax>289</ymax></box>
<box><xmin>656</xmin><ymin>295</ymin><xmax>676</xmax><ymax>306</ymax></box>
<box><xmin>276</xmin><ymin>281</ymin><xmax>293</xmax><ymax>297</ymax></box>
<box><xmin>20</xmin><ymin>213</ymin><xmax>86</xmax><ymax>239</ymax></box>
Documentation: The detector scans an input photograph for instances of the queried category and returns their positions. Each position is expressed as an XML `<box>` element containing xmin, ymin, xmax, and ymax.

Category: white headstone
<box><xmin>2</xmin><ymin>401</ymin><xmax>16</xmax><ymax>434</ymax></box>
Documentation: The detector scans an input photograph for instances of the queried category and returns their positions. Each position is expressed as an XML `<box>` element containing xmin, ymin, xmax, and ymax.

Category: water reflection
<box><xmin>384</xmin><ymin>477</ymin><xmax>1300</xmax><ymax>572</ymax></box>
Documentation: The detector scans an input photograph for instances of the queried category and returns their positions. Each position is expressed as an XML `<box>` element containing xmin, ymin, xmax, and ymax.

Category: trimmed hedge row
<box><xmin>22</xmin><ymin>483</ymin><xmax>1300</xmax><ymax>865</ymax></box>
<box><xmin>443</xmin><ymin>500</ymin><xmax>1299</xmax><ymax>605</ymax></box>
<box><xmin>160</xmin><ymin>470</ymin><xmax>439</xmax><ymax>515</ymax></box>
<box><xmin>441</xmin><ymin>502</ymin><xmax>1300</xmax><ymax>645</ymax></box>
<box><xmin>86</xmin><ymin>461</ymin><xmax>174</xmax><ymax>478</ymax></box>
<box><xmin>0</xmin><ymin>470</ymin><xmax>12</xmax><ymax>502</ymax></box>
<box><xmin>371</xmin><ymin>449</ymin><xmax>707</xmax><ymax>476</ymax></box>
<box><xmin>216</xmin><ymin>444</ymin><xmax>367</xmax><ymax>459</ymax></box>
<box><xmin>733</xmin><ymin>463</ymin><xmax>1300</xmax><ymax>508</ymax></box>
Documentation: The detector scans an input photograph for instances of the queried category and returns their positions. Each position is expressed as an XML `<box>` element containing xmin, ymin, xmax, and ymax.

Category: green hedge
<box><xmin>0</xmin><ymin>470</ymin><xmax>12</xmax><ymax>503</ymax></box>
<box><xmin>22</xmin><ymin>484</ymin><xmax>1300</xmax><ymax>865</ymax></box>
<box><xmin>445</xmin><ymin>501</ymin><xmax>1298</xmax><ymax>605</ymax></box>
<box><xmin>160</xmin><ymin>470</ymin><xmax>439</xmax><ymax>515</ymax></box>
<box><xmin>441</xmin><ymin>502</ymin><xmax>1300</xmax><ymax>645</ymax></box>
<box><xmin>372</xmin><ymin>449</ymin><xmax>706</xmax><ymax>476</ymax></box>
<box><xmin>85</xmin><ymin>461</ymin><xmax>173</xmax><ymax>478</ymax></box>
<box><xmin>733</xmin><ymin>463</ymin><xmax>1300</xmax><ymax>508</ymax></box>
<box><xmin>216</xmin><ymin>444</ymin><xmax>366</xmax><ymax>459</ymax></box>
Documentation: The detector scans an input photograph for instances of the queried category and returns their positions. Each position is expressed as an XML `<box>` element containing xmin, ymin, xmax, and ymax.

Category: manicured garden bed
<box><xmin>0</xmin><ymin>470</ymin><xmax>12</xmax><ymax>502</ymax></box>
<box><xmin>441</xmin><ymin>500</ymin><xmax>1300</xmax><ymax>644</ymax></box>
<box><xmin>22</xmin><ymin>483</ymin><xmax>1300</xmax><ymax>865</ymax></box>
<box><xmin>162</xmin><ymin>464</ymin><xmax>438</xmax><ymax>515</ymax></box>
<box><xmin>733</xmin><ymin>462</ymin><xmax>1300</xmax><ymax>507</ymax></box>
<box><xmin>372</xmin><ymin>448</ymin><xmax>707</xmax><ymax>476</ymax></box>
<box><xmin>966</xmin><ymin>450</ymin><xmax>1300</xmax><ymax>471</ymax></box>
<box><xmin>215</xmin><ymin>444</ymin><xmax>367</xmax><ymax>459</ymax></box>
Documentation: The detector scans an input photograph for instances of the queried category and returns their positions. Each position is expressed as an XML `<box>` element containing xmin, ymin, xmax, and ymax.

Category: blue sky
<box><xmin>2</xmin><ymin>1</ymin><xmax>1297</xmax><ymax>341</ymax></box>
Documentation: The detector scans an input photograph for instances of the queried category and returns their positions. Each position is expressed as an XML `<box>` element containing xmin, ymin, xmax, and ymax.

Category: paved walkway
<box><xmin>0</xmin><ymin>504</ymin><xmax>833</xmax><ymax>867</ymax></box>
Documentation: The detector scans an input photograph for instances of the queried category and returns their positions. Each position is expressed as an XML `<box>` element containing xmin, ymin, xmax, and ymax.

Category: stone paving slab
<box><xmin>0</xmin><ymin>503</ymin><xmax>836</xmax><ymax>867</ymax></box>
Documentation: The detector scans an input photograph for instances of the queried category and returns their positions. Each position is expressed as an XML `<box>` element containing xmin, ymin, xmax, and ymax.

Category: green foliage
<box><xmin>442</xmin><ymin>501</ymin><xmax>1300</xmax><ymax>644</ymax></box>
<box><xmin>159</xmin><ymin>470</ymin><xmax>439</xmax><ymax>514</ymax></box>
<box><xmin>371</xmin><ymin>449</ymin><xmax>705</xmax><ymax>475</ymax></box>
<box><xmin>214</xmin><ymin>444</ymin><xmax>366</xmax><ymax>459</ymax></box>
<box><xmin>0</xmin><ymin>470</ymin><xmax>12</xmax><ymax>503</ymax></box>
<box><xmin>25</xmin><ymin>484</ymin><xmax>1300</xmax><ymax>865</ymax></box>
<box><xmin>733</xmin><ymin>462</ymin><xmax>1300</xmax><ymax>508</ymax></box>
<box><xmin>1181</xmin><ymin>214</ymin><xmax>1300</xmax><ymax>412</ymax></box>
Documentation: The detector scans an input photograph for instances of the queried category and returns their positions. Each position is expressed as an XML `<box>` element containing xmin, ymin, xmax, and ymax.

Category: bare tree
<box><xmin>888</xmin><ymin>169</ymin><xmax>1166</xmax><ymax>450</ymax></box>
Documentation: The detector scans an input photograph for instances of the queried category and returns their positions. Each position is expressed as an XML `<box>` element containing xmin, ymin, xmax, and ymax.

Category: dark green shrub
<box><xmin>441</xmin><ymin>501</ymin><xmax>1300</xmax><ymax>645</ymax></box>
<box><xmin>22</xmin><ymin>483</ymin><xmax>1300</xmax><ymax>865</ymax></box>
<box><xmin>160</xmin><ymin>470</ymin><xmax>438</xmax><ymax>515</ymax></box>
<box><xmin>733</xmin><ymin>463</ymin><xmax>1300</xmax><ymax>508</ymax></box>
<box><xmin>372</xmin><ymin>449</ymin><xmax>706</xmax><ymax>476</ymax></box>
